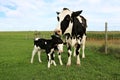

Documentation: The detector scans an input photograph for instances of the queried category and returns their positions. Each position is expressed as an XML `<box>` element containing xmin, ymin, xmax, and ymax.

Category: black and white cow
<box><xmin>30</xmin><ymin>35</ymin><xmax>63</xmax><ymax>68</ymax></box>
<box><xmin>55</xmin><ymin>8</ymin><xmax>87</xmax><ymax>66</ymax></box>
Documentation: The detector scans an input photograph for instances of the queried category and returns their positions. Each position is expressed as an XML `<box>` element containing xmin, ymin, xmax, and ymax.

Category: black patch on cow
<box><xmin>76</xmin><ymin>44</ymin><xmax>80</xmax><ymax>55</ymax></box>
<box><xmin>34</xmin><ymin>39</ymin><xmax>53</xmax><ymax>50</ymax></box>
<box><xmin>71</xmin><ymin>16</ymin><xmax>86</xmax><ymax>38</ymax></box>
<box><xmin>61</xmin><ymin>15</ymin><xmax>71</xmax><ymax>34</ymax></box>
<box><xmin>64</xmin><ymin>33</ymin><xmax>70</xmax><ymax>39</ymax></box>
<box><xmin>63</xmin><ymin>8</ymin><xmax>69</xmax><ymax>10</ymax></box>
<box><xmin>51</xmin><ymin>52</ymin><xmax>55</xmax><ymax>60</ymax></box>
<box><xmin>72</xmin><ymin>10</ymin><xmax>82</xmax><ymax>18</ymax></box>
<box><xmin>57</xmin><ymin>16</ymin><xmax>60</xmax><ymax>21</ymax></box>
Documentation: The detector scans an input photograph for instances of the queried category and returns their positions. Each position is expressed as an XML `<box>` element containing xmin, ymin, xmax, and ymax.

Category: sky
<box><xmin>0</xmin><ymin>0</ymin><xmax>120</xmax><ymax>31</ymax></box>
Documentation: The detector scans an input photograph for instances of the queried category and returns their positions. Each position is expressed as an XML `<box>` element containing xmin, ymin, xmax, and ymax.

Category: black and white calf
<box><xmin>30</xmin><ymin>35</ymin><xmax>63</xmax><ymax>68</ymax></box>
<box><xmin>55</xmin><ymin>8</ymin><xmax>87</xmax><ymax>66</ymax></box>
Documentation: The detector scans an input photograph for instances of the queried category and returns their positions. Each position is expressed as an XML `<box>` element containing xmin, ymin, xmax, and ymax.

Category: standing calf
<box><xmin>30</xmin><ymin>35</ymin><xmax>63</xmax><ymax>68</ymax></box>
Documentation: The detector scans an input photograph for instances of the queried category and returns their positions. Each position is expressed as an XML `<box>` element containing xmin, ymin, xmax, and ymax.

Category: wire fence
<box><xmin>85</xmin><ymin>22</ymin><xmax>120</xmax><ymax>54</ymax></box>
<box><xmin>104</xmin><ymin>22</ymin><xmax>120</xmax><ymax>54</ymax></box>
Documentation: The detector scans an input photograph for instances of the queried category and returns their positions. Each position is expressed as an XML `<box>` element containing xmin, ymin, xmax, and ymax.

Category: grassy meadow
<box><xmin>0</xmin><ymin>31</ymin><xmax>120</xmax><ymax>80</ymax></box>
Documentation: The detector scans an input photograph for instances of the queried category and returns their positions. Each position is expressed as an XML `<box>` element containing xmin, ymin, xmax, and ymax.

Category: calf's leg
<box><xmin>51</xmin><ymin>52</ymin><xmax>57</xmax><ymax>66</ymax></box>
<box><xmin>31</xmin><ymin>46</ymin><xmax>38</xmax><ymax>63</ymax></box>
<box><xmin>38</xmin><ymin>50</ymin><xmax>42</xmax><ymax>63</ymax></box>
<box><xmin>58</xmin><ymin>52</ymin><xmax>63</xmax><ymax>65</ymax></box>
<box><xmin>47</xmin><ymin>48</ymin><xmax>54</xmax><ymax>68</ymax></box>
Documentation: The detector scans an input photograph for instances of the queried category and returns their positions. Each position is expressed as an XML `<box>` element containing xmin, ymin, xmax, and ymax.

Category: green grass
<box><xmin>0</xmin><ymin>31</ymin><xmax>120</xmax><ymax>80</ymax></box>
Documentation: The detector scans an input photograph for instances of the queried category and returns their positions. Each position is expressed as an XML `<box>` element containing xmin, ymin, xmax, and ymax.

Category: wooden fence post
<box><xmin>105</xmin><ymin>22</ymin><xmax>108</xmax><ymax>54</ymax></box>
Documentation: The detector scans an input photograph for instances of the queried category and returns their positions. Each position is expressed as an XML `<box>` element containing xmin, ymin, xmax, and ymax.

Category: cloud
<box><xmin>0</xmin><ymin>0</ymin><xmax>120</xmax><ymax>31</ymax></box>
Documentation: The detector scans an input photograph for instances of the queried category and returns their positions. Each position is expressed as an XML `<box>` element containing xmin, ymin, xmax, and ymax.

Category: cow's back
<box><xmin>34</xmin><ymin>39</ymin><xmax>53</xmax><ymax>49</ymax></box>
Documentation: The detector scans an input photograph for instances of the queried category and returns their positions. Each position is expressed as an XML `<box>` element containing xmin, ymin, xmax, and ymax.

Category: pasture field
<box><xmin>0</xmin><ymin>31</ymin><xmax>120</xmax><ymax>80</ymax></box>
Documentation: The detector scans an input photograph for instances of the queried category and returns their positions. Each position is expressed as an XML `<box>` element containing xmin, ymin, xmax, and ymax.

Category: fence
<box><xmin>25</xmin><ymin>23</ymin><xmax>120</xmax><ymax>54</ymax></box>
<box><xmin>86</xmin><ymin>22</ymin><xmax>120</xmax><ymax>54</ymax></box>
<box><xmin>104</xmin><ymin>22</ymin><xmax>120</xmax><ymax>54</ymax></box>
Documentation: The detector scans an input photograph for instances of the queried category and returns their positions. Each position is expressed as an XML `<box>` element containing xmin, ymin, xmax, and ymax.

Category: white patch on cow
<box><xmin>51</xmin><ymin>60</ymin><xmax>57</xmax><ymax>66</ymax></box>
<box><xmin>45</xmin><ymin>41</ymin><xmax>47</xmax><ymax>45</ymax></box>
<box><xmin>76</xmin><ymin>55</ymin><xmax>80</xmax><ymax>65</ymax></box>
<box><xmin>77</xmin><ymin>16</ymin><xmax>82</xmax><ymax>23</ymax></box>
<box><xmin>73</xmin><ymin>47</ymin><xmax>76</xmax><ymax>57</ymax></box>
<box><xmin>50</xmin><ymin>48</ymin><xmax>54</xmax><ymax>53</ymax></box>
<box><xmin>35</xmin><ymin>45</ymin><xmax>40</xmax><ymax>49</ymax></box>
<box><xmin>66</xmin><ymin>38</ymin><xmax>77</xmax><ymax>47</ymax></box>
<box><xmin>71</xmin><ymin>38</ymin><xmax>77</xmax><ymax>47</ymax></box>
<box><xmin>77</xmin><ymin>38</ymin><xmax>81</xmax><ymax>44</ymax></box>
<box><xmin>59</xmin><ymin>10</ymin><xmax>72</xmax><ymax>22</ymax></box>
<box><xmin>58</xmin><ymin>54</ymin><xmax>63</xmax><ymax>65</ymax></box>
<box><xmin>47</xmin><ymin>53</ymin><xmax>51</xmax><ymax>68</ymax></box>
<box><xmin>57</xmin><ymin>44</ymin><xmax>63</xmax><ymax>53</ymax></box>
<box><xmin>56</xmin><ymin>9</ymin><xmax>73</xmax><ymax>34</ymax></box>
<box><xmin>81</xmin><ymin>34</ymin><xmax>86</xmax><ymax>58</ymax></box>
<box><xmin>67</xmin><ymin>50</ymin><xmax>72</xmax><ymax>66</ymax></box>
<box><xmin>35</xmin><ymin>38</ymin><xmax>39</xmax><ymax>41</ymax></box>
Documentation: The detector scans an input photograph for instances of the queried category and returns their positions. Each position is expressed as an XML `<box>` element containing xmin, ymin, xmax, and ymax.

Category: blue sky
<box><xmin>0</xmin><ymin>0</ymin><xmax>120</xmax><ymax>31</ymax></box>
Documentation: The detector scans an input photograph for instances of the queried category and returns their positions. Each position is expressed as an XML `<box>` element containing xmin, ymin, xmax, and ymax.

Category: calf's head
<box><xmin>55</xmin><ymin>8</ymin><xmax>82</xmax><ymax>35</ymax></box>
<box><xmin>51</xmin><ymin>35</ymin><xmax>63</xmax><ymax>53</ymax></box>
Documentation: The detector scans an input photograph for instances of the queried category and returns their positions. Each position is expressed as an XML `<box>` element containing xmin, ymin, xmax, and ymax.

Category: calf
<box><xmin>30</xmin><ymin>35</ymin><xmax>63</xmax><ymax>68</ymax></box>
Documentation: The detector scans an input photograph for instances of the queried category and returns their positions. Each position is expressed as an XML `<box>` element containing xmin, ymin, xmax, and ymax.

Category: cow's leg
<box><xmin>67</xmin><ymin>45</ymin><xmax>72</xmax><ymax>66</ymax></box>
<box><xmin>76</xmin><ymin>44</ymin><xmax>81</xmax><ymax>65</ymax></box>
<box><xmin>38</xmin><ymin>50</ymin><xmax>42</xmax><ymax>63</ymax></box>
<box><xmin>82</xmin><ymin>35</ymin><xmax>86</xmax><ymax>58</ymax></box>
<box><xmin>47</xmin><ymin>53</ymin><xmax>51</xmax><ymax>68</ymax></box>
<box><xmin>73</xmin><ymin>47</ymin><xmax>76</xmax><ymax>57</ymax></box>
<box><xmin>51</xmin><ymin>52</ymin><xmax>56</xmax><ymax>66</ymax></box>
<box><xmin>31</xmin><ymin>46</ymin><xmax>38</xmax><ymax>63</ymax></box>
<box><xmin>47</xmin><ymin>49</ymin><xmax>54</xmax><ymax>68</ymax></box>
<box><xmin>58</xmin><ymin>52</ymin><xmax>63</xmax><ymax>65</ymax></box>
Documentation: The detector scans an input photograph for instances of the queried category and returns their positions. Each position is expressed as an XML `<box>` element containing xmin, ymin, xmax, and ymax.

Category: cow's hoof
<box><xmin>66</xmin><ymin>64</ymin><xmax>71</xmax><ymax>66</ymax></box>
<box><xmin>82</xmin><ymin>55</ymin><xmax>85</xmax><ymax>58</ymax></box>
<box><xmin>82</xmin><ymin>56</ymin><xmax>85</xmax><ymax>59</ymax></box>
<box><xmin>39</xmin><ymin>61</ymin><xmax>42</xmax><ymax>63</ymax></box>
<box><xmin>76</xmin><ymin>63</ymin><xmax>81</xmax><ymax>66</ymax></box>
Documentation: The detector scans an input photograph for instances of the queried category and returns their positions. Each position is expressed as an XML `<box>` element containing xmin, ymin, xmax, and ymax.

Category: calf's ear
<box><xmin>72</xmin><ymin>10</ymin><xmax>83</xmax><ymax>17</ymax></box>
<box><xmin>51</xmin><ymin>35</ymin><xmax>56</xmax><ymax>39</ymax></box>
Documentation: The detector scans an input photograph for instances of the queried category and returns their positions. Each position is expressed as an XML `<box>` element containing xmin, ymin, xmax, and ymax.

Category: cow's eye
<box><xmin>57</xmin><ymin>17</ymin><xmax>59</xmax><ymax>21</ymax></box>
<box><xmin>65</xmin><ymin>15</ymin><xmax>70</xmax><ymax>21</ymax></box>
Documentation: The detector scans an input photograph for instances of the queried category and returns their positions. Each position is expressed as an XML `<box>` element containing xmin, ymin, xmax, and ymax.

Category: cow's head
<box><xmin>55</xmin><ymin>8</ymin><xmax>82</xmax><ymax>35</ymax></box>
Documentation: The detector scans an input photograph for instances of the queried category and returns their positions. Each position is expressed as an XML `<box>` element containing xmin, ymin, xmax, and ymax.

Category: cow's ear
<box><xmin>56</xmin><ymin>12</ymin><xmax>60</xmax><ymax>15</ymax></box>
<box><xmin>51</xmin><ymin>35</ymin><xmax>55</xmax><ymax>39</ymax></box>
<box><xmin>72</xmin><ymin>10</ymin><xmax>82</xmax><ymax>17</ymax></box>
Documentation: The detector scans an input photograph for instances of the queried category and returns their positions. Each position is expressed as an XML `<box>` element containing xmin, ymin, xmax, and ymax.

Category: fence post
<box><xmin>105</xmin><ymin>22</ymin><xmax>108</xmax><ymax>54</ymax></box>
